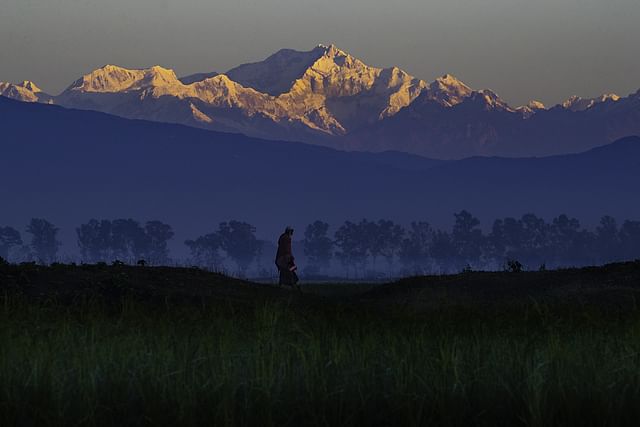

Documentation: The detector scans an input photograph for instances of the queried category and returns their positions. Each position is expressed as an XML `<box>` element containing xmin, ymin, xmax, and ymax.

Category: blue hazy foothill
<box><xmin>0</xmin><ymin>96</ymin><xmax>639</xmax><ymax>249</ymax></box>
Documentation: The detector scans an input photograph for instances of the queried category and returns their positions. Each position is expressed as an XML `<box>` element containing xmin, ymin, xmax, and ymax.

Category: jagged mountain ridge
<box><xmin>561</xmin><ymin>94</ymin><xmax>621</xmax><ymax>112</ymax></box>
<box><xmin>343</xmin><ymin>87</ymin><xmax>640</xmax><ymax>158</ymax></box>
<box><xmin>52</xmin><ymin>45</ymin><xmax>432</xmax><ymax>139</ymax></box>
<box><xmin>0</xmin><ymin>45</ymin><xmax>513</xmax><ymax>139</ymax></box>
<box><xmin>1</xmin><ymin>44</ymin><xmax>639</xmax><ymax>159</ymax></box>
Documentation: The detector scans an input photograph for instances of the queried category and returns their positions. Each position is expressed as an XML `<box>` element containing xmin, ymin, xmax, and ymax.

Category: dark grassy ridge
<box><xmin>360</xmin><ymin>261</ymin><xmax>640</xmax><ymax>310</ymax></box>
<box><xmin>1</xmin><ymin>262</ymin><xmax>640</xmax><ymax>426</ymax></box>
<box><xmin>2</xmin><ymin>260</ymin><xmax>640</xmax><ymax>308</ymax></box>
<box><xmin>0</xmin><ymin>263</ymin><xmax>310</xmax><ymax>306</ymax></box>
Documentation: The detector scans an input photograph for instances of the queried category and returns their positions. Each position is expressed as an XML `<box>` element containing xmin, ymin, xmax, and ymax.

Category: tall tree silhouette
<box><xmin>0</xmin><ymin>226</ymin><xmax>22</xmax><ymax>260</ymax></box>
<box><xmin>218</xmin><ymin>221</ymin><xmax>260</xmax><ymax>275</ymax></box>
<box><xmin>144</xmin><ymin>221</ymin><xmax>174</xmax><ymax>265</ymax></box>
<box><xmin>548</xmin><ymin>214</ymin><xmax>595</xmax><ymax>266</ymax></box>
<box><xmin>595</xmin><ymin>216</ymin><xmax>620</xmax><ymax>264</ymax></box>
<box><xmin>334</xmin><ymin>220</ymin><xmax>369</xmax><ymax>277</ymax></box>
<box><xmin>489</xmin><ymin>217</ymin><xmax>528</xmax><ymax>268</ymax></box>
<box><xmin>399</xmin><ymin>222</ymin><xmax>433</xmax><ymax>274</ymax></box>
<box><xmin>452</xmin><ymin>210</ymin><xmax>484</xmax><ymax>269</ymax></box>
<box><xmin>77</xmin><ymin>219</ymin><xmax>112</xmax><ymax>262</ymax></box>
<box><xmin>430</xmin><ymin>230</ymin><xmax>456</xmax><ymax>273</ymax></box>
<box><xmin>185</xmin><ymin>233</ymin><xmax>223</xmax><ymax>270</ymax></box>
<box><xmin>303</xmin><ymin>220</ymin><xmax>334</xmax><ymax>274</ymax></box>
<box><xmin>26</xmin><ymin>218</ymin><xmax>60</xmax><ymax>264</ymax></box>
<box><xmin>519</xmin><ymin>213</ymin><xmax>549</xmax><ymax>268</ymax></box>
<box><xmin>619</xmin><ymin>220</ymin><xmax>640</xmax><ymax>261</ymax></box>
<box><xmin>371</xmin><ymin>219</ymin><xmax>405</xmax><ymax>274</ymax></box>
<box><xmin>110</xmin><ymin>219</ymin><xmax>149</xmax><ymax>262</ymax></box>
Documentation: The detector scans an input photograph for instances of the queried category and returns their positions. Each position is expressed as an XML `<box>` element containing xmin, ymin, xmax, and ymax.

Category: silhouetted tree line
<box><xmin>302</xmin><ymin>212</ymin><xmax>640</xmax><ymax>276</ymax></box>
<box><xmin>1</xmin><ymin>218</ymin><xmax>59</xmax><ymax>264</ymax></box>
<box><xmin>0</xmin><ymin>218</ymin><xmax>173</xmax><ymax>265</ymax></box>
<box><xmin>76</xmin><ymin>219</ymin><xmax>174</xmax><ymax>264</ymax></box>
<box><xmin>185</xmin><ymin>221</ymin><xmax>262</xmax><ymax>274</ymax></box>
<box><xmin>1</xmin><ymin>212</ymin><xmax>640</xmax><ymax>276</ymax></box>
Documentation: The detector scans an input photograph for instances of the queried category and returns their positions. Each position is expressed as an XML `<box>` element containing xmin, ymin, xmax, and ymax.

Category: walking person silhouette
<box><xmin>275</xmin><ymin>226</ymin><xmax>300</xmax><ymax>289</ymax></box>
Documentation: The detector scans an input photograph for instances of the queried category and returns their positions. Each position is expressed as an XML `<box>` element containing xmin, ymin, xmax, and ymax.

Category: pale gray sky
<box><xmin>1</xmin><ymin>0</ymin><xmax>639</xmax><ymax>106</ymax></box>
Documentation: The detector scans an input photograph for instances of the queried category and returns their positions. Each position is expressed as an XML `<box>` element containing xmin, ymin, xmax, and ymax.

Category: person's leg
<box><xmin>277</xmin><ymin>255</ymin><xmax>293</xmax><ymax>287</ymax></box>
<box><xmin>276</xmin><ymin>256</ymin><xmax>287</xmax><ymax>286</ymax></box>
<box><xmin>291</xmin><ymin>271</ymin><xmax>300</xmax><ymax>291</ymax></box>
<box><xmin>283</xmin><ymin>270</ymin><xmax>292</xmax><ymax>287</ymax></box>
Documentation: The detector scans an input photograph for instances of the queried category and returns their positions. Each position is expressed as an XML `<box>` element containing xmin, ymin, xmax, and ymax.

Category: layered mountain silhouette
<box><xmin>1</xmin><ymin>44</ymin><xmax>639</xmax><ymax>159</ymax></box>
<box><xmin>2</xmin><ymin>97</ymin><xmax>639</xmax><ymax>252</ymax></box>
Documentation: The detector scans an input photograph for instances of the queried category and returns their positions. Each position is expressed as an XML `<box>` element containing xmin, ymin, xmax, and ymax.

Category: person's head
<box><xmin>285</xmin><ymin>226</ymin><xmax>294</xmax><ymax>236</ymax></box>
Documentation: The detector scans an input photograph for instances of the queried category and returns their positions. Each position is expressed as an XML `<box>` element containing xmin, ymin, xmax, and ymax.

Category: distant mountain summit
<box><xmin>0</xmin><ymin>80</ymin><xmax>53</xmax><ymax>103</ymax></box>
<box><xmin>49</xmin><ymin>44</ymin><xmax>429</xmax><ymax>140</ymax></box>
<box><xmin>64</xmin><ymin>64</ymin><xmax>181</xmax><ymax>93</ymax></box>
<box><xmin>225</xmin><ymin>45</ymin><xmax>330</xmax><ymax>95</ymax></box>
<box><xmin>1</xmin><ymin>44</ymin><xmax>640</xmax><ymax>158</ymax></box>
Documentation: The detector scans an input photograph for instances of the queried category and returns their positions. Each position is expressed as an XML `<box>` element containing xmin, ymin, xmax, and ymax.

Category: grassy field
<box><xmin>1</xmin><ymin>262</ymin><xmax>640</xmax><ymax>426</ymax></box>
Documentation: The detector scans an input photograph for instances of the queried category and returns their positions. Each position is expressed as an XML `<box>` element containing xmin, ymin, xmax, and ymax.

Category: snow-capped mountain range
<box><xmin>2</xmin><ymin>44</ymin><xmax>639</xmax><ymax>159</ymax></box>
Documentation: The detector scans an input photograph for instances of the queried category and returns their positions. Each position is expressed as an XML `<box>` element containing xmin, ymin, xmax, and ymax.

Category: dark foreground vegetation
<box><xmin>1</xmin><ymin>260</ymin><xmax>640</xmax><ymax>426</ymax></box>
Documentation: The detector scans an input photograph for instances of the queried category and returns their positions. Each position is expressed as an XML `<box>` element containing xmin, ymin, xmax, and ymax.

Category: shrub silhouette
<box><xmin>506</xmin><ymin>259</ymin><xmax>524</xmax><ymax>273</ymax></box>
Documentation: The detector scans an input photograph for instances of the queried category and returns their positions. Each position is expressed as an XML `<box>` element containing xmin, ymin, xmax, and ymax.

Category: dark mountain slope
<box><xmin>344</xmin><ymin>93</ymin><xmax>640</xmax><ymax>158</ymax></box>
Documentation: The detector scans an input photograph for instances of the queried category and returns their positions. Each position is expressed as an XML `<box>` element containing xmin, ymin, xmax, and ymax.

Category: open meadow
<box><xmin>1</xmin><ymin>261</ymin><xmax>640</xmax><ymax>426</ymax></box>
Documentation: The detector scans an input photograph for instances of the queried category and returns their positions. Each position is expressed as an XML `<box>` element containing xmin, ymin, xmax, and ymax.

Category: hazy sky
<box><xmin>1</xmin><ymin>0</ymin><xmax>639</xmax><ymax>106</ymax></box>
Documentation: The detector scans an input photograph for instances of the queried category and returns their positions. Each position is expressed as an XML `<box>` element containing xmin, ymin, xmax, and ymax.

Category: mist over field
<box><xmin>1</xmin><ymin>98</ymin><xmax>639</xmax><ymax>278</ymax></box>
